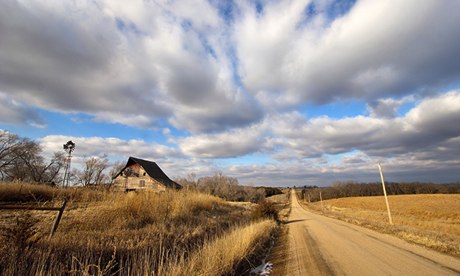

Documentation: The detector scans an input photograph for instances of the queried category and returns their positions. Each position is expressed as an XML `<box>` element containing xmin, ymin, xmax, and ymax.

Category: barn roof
<box><xmin>115</xmin><ymin>157</ymin><xmax>182</xmax><ymax>189</ymax></box>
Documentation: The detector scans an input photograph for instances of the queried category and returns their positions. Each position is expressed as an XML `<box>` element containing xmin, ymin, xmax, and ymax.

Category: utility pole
<box><xmin>62</xmin><ymin>141</ymin><xmax>76</xmax><ymax>187</ymax></box>
<box><xmin>378</xmin><ymin>161</ymin><xmax>393</xmax><ymax>225</ymax></box>
<box><xmin>319</xmin><ymin>191</ymin><xmax>323</xmax><ymax>210</ymax></box>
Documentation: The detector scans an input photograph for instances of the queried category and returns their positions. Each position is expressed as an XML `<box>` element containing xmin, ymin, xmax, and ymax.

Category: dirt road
<box><xmin>282</xmin><ymin>189</ymin><xmax>460</xmax><ymax>275</ymax></box>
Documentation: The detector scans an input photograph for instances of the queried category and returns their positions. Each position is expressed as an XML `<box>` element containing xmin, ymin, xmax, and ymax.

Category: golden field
<box><xmin>0</xmin><ymin>182</ymin><xmax>280</xmax><ymax>275</ymax></box>
<box><xmin>301</xmin><ymin>194</ymin><xmax>460</xmax><ymax>257</ymax></box>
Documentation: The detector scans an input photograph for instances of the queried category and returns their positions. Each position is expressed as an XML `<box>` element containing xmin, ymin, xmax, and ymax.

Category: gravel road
<box><xmin>283</xmin><ymin>189</ymin><xmax>460</xmax><ymax>275</ymax></box>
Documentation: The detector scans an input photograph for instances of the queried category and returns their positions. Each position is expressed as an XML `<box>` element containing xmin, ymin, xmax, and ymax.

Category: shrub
<box><xmin>252</xmin><ymin>200</ymin><xmax>279</xmax><ymax>222</ymax></box>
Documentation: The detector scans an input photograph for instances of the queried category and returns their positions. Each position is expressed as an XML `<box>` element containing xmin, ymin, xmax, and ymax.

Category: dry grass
<box><xmin>302</xmin><ymin>194</ymin><xmax>460</xmax><ymax>257</ymax></box>
<box><xmin>266</xmin><ymin>192</ymin><xmax>291</xmax><ymax>223</ymax></box>
<box><xmin>0</xmin><ymin>181</ymin><xmax>113</xmax><ymax>203</ymax></box>
<box><xmin>166</xmin><ymin>220</ymin><xmax>276</xmax><ymax>275</ymax></box>
<box><xmin>0</xmin><ymin>182</ymin><xmax>278</xmax><ymax>275</ymax></box>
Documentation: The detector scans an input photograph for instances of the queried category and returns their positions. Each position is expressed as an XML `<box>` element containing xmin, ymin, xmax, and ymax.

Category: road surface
<box><xmin>281</xmin><ymin>189</ymin><xmax>460</xmax><ymax>275</ymax></box>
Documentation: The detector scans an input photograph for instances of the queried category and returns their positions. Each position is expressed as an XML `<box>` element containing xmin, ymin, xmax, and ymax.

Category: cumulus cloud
<box><xmin>39</xmin><ymin>135</ymin><xmax>181</xmax><ymax>164</ymax></box>
<box><xmin>162</xmin><ymin>91</ymin><xmax>460</xmax><ymax>185</ymax></box>
<box><xmin>34</xmin><ymin>91</ymin><xmax>460</xmax><ymax>186</ymax></box>
<box><xmin>269</xmin><ymin>91</ymin><xmax>460</xmax><ymax>163</ymax></box>
<box><xmin>177</xmin><ymin>124</ymin><xmax>266</xmax><ymax>158</ymax></box>
<box><xmin>235</xmin><ymin>0</ymin><xmax>460</xmax><ymax>107</ymax></box>
<box><xmin>0</xmin><ymin>92</ymin><xmax>46</xmax><ymax>128</ymax></box>
<box><xmin>2</xmin><ymin>0</ymin><xmax>460</xmax><ymax>133</ymax></box>
<box><xmin>0</xmin><ymin>0</ymin><xmax>262</xmax><ymax>133</ymax></box>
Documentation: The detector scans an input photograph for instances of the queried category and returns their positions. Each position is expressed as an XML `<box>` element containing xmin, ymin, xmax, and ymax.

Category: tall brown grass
<box><xmin>0</xmin><ymin>182</ymin><xmax>278</xmax><ymax>275</ymax></box>
<box><xmin>166</xmin><ymin>220</ymin><xmax>276</xmax><ymax>275</ymax></box>
<box><xmin>301</xmin><ymin>194</ymin><xmax>460</xmax><ymax>257</ymax></box>
<box><xmin>0</xmin><ymin>181</ymin><xmax>113</xmax><ymax>203</ymax></box>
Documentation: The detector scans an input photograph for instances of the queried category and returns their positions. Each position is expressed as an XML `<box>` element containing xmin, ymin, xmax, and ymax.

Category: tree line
<box><xmin>175</xmin><ymin>172</ymin><xmax>282</xmax><ymax>202</ymax></box>
<box><xmin>0</xmin><ymin>130</ymin><xmax>123</xmax><ymax>186</ymax></box>
<box><xmin>299</xmin><ymin>181</ymin><xmax>460</xmax><ymax>202</ymax></box>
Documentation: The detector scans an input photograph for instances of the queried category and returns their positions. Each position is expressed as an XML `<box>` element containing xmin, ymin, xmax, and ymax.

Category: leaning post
<box><xmin>319</xmin><ymin>191</ymin><xmax>323</xmax><ymax>210</ymax></box>
<box><xmin>49</xmin><ymin>199</ymin><xmax>67</xmax><ymax>240</ymax></box>
<box><xmin>378</xmin><ymin>161</ymin><xmax>393</xmax><ymax>225</ymax></box>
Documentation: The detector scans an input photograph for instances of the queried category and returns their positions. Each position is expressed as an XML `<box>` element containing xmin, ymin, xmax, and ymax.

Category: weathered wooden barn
<box><xmin>112</xmin><ymin>157</ymin><xmax>181</xmax><ymax>191</ymax></box>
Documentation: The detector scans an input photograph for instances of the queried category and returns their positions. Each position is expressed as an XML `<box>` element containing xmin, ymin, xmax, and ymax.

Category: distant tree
<box><xmin>0</xmin><ymin>131</ymin><xmax>30</xmax><ymax>180</ymax></box>
<box><xmin>175</xmin><ymin>173</ymin><xmax>198</xmax><ymax>190</ymax></box>
<box><xmin>302</xmin><ymin>181</ymin><xmax>460</xmax><ymax>202</ymax></box>
<box><xmin>194</xmin><ymin>172</ymin><xmax>266</xmax><ymax>202</ymax></box>
<box><xmin>45</xmin><ymin>152</ymin><xmax>67</xmax><ymax>184</ymax></box>
<box><xmin>78</xmin><ymin>157</ymin><xmax>109</xmax><ymax>186</ymax></box>
<box><xmin>108</xmin><ymin>160</ymin><xmax>125</xmax><ymax>181</ymax></box>
<box><xmin>0</xmin><ymin>131</ymin><xmax>65</xmax><ymax>183</ymax></box>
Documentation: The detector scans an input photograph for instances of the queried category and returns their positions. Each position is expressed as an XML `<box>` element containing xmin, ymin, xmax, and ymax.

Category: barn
<box><xmin>112</xmin><ymin>157</ymin><xmax>182</xmax><ymax>191</ymax></box>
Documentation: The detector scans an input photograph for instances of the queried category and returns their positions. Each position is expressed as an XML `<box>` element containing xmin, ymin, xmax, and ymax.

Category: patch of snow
<box><xmin>250</xmin><ymin>261</ymin><xmax>273</xmax><ymax>275</ymax></box>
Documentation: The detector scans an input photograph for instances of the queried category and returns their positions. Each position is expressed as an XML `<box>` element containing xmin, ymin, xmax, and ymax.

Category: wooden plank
<box><xmin>0</xmin><ymin>205</ymin><xmax>62</xmax><ymax>211</ymax></box>
<box><xmin>0</xmin><ymin>200</ymin><xmax>68</xmax><ymax>240</ymax></box>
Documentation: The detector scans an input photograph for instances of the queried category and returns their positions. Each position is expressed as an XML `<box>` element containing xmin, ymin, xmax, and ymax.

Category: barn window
<box><xmin>139</xmin><ymin>180</ymin><xmax>145</xmax><ymax>187</ymax></box>
<box><xmin>143</xmin><ymin>172</ymin><xmax>146</xmax><ymax>176</ymax></box>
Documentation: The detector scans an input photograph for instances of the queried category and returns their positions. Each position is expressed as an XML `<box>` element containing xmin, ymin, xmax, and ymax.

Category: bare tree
<box><xmin>79</xmin><ymin>157</ymin><xmax>109</xmax><ymax>186</ymax></box>
<box><xmin>1</xmin><ymin>133</ymin><xmax>46</xmax><ymax>182</ymax></box>
<box><xmin>108</xmin><ymin>160</ymin><xmax>125</xmax><ymax>182</ymax></box>
<box><xmin>195</xmin><ymin>172</ymin><xmax>264</xmax><ymax>202</ymax></box>
<box><xmin>1</xmin><ymin>132</ymin><xmax>66</xmax><ymax>184</ymax></box>
<box><xmin>175</xmin><ymin>173</ymin><xmax>198</xmax><ymax>190</ymax></box>
<box><xmin>43</xmin><ymin>152</ymin><xmax>67</xmax><ymax>184</ymax></box>
<box><xmin>0</xmin><ymin>131</ymin><xmax>29</xmax><ymax>180</ymax></box>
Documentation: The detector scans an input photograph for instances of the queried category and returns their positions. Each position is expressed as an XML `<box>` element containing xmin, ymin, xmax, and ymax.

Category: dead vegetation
<box><xmin>300</xmin><ymin>193</ymin><xmax>460</xmax><ymax>257</ymax></box>
<box><xmin>166</xmin><ymin>220</ymin><xmax>277</xmax><ymax>276</ymax></box>
<box><xmin>0</xmin><ymin>181</ymin><xmax>279</xmax><ymax>275</ymax></box>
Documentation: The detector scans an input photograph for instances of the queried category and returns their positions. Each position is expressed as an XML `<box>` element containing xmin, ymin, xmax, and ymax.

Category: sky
<box><xmin>1</xmin><ymin>0</ymin><xmax>460</xmax><ymax>186</ymax></box>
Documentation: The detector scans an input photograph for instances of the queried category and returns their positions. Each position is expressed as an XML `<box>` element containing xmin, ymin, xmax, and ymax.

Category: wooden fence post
<box><xmin>49</xmin><ymin>199</ymin><xmax>67</xmax><ymax>240</ymax></box>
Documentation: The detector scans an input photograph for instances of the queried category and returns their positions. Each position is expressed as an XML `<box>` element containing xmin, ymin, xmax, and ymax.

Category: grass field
<box><xmin>0</xmin><ymin>182</ymin><xmax>280</xmax><ymax>275</ymax></box>
<box><xmin>301</xmin><ymin>194</ymin><xmax>460</xmax><ymax>257</ymax></box>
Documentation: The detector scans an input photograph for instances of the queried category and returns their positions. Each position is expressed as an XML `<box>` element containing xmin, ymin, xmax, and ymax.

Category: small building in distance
<box><xmin>112</xmin><ymin>157</ymin><xmax>181</xmax><ymax>191</ymax></box>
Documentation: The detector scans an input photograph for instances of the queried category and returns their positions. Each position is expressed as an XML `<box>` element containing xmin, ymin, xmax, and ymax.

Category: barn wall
<box><xmin>112</xmin><ymin>164</ymin><xmax>166</xmax><ymax>191</ymax></box>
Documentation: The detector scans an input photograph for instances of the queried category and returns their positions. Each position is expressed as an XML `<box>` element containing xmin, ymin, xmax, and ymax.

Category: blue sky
<box><xmin>1</xmin><ymin>0</ymin><xmax>460</xmax><ymax>186</ymax></box>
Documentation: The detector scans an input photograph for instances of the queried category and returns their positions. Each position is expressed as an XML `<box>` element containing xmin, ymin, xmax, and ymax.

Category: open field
<box><xmin>300</xmin><ymin>193</ymin><xmax>460</xmax><ymax>257</ymax></box>
<box><xmin>0</xmin><ymin>182</ymin><xmax>279</xmax><ymax>275</ymax></box>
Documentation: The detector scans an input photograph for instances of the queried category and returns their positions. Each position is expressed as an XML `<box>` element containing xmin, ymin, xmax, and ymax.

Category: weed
<box><xmin>0</xmin><ymin>212</ymin><xmax>41</xmax><ymax>274</ymax></box>
<box><xmin>252</xmin><ymin>200</ymin><xmax>280</xmax><ymax>222</ymax></box>
<box><xmin>0</xmin><ymin>212</ymin><xmax>40</xmax><ymax>251</ymax></box>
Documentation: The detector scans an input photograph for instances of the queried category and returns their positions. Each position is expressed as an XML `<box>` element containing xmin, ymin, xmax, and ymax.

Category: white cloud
<box><xmin>235</xmin><ymin>0</ymin><xmax>460</xmax><ymax>106</ymax></box>
<box><xmin>0</xmin><ymin>0</ymin><xmax>262</xmax><ymax>133</ymax></box>
<box><xmin>39</xmin><ymin>135</ymin><xmax>181</xmax><ymax>165</ymax></box>
<box><xmin>2</xmin><ymin>0</ymin><xmax>460</xmax><ymax>133</ymax></box>
<box><xmin>177</xmin><ymin>124</ymin><xmax>266</xmax><ymax>158</ymax></box>
<box><xmin>34</xmin><ymin>87</ymin><xmax>460</xmax><ymax>185</ymax></box>
<box><xmin>269</xmin><ymin>91</ymin><xmax>460</xmax><ymax>162</ymax></box>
